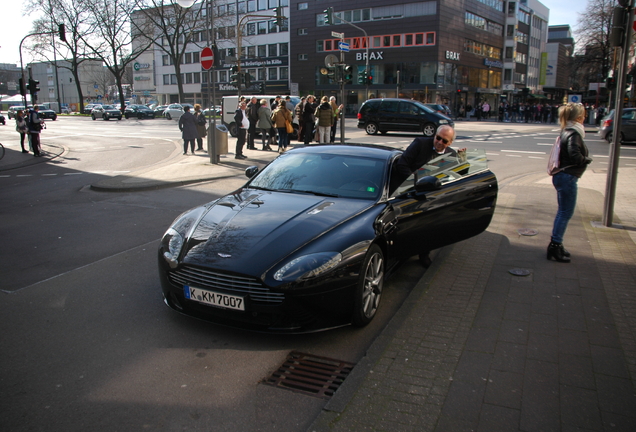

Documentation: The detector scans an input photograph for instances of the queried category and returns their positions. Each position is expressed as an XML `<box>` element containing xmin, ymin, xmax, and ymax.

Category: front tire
<box><xmin>92</xmin><ymin>115</ymin><xmax>96</xmax><ymax>121</ymax></box>
<box><xmin>352</xmin><ymin>244</ymin><xmax>384</xmax><ymax>327</ymax></box>
<box><xmin>166</xmin><ymin>113</ymin><xmax>172</xmax><ymax>120</ymax></box>
<box><xmin>365</xmin><ymin>122</ymin><xmax>379</xmax><ymax>135</ymax></box>
<box><xmin>422</xmin><ymin>123</ymin><xmax>436</xmax><ymax>137</ymax></box>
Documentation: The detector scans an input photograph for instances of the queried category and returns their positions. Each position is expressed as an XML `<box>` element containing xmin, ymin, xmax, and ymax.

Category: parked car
<box><xmin>91</xmin><ymin>104</ymin><xmax>122</xmax><ymax>121</ymax></box>
<box><xmin>158</xmin><ymin>144</ymin><xmax>498</xmax><ymax>332</ymax></box>
<box><xmin>599</xmin><ymin>108</ymin><xmax>636</xmax><ymax>144</ymax></box>
<box><xmin>153</xmin><ymin>105</ymin><xmax>168</xmax><ymax>117</ymax></box>
<box><xmin>358</xmin><ymin>98</ymin><xmax>454</xmax><ymax>136</ymax></box>
<box><xmin>163</xmin><ymin>103</ymin><xmax>193</xmax><ymax>120</ymax></box>
<box><xmin>82</xmin><ymin>104</ymin><xmax>96</xmax><ymax>115</ymax></box>
<box><xmin>203</xmin><ymin>106</ymin><xmax>222</xmax><ymax>118</ymax></box>
<box><xmin>124</xmin><ymin>104</ymin><xmax>155</xmax><ymax>119</ymax></box>
<box><xmin>425</xmin><ymin>103</ymin><xmax>452</xmax><ymax>118</ymax></box>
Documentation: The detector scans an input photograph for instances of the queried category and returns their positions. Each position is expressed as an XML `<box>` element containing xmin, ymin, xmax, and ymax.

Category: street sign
<box><xmin>338</xmin><ymin>41</ymin><xmax>349</xmax><ymax>52</ymax></box>
<box><xmin>201</xmin><ymin>47</ymin><xmax>214</xmax><ymax>70</ymax></box>
<box><xmin>331</xmin><ymin>31</ymin><xmax>344</xmax><ymax>39</ymax></box>
<box><xmin>568</xmin><ymin>95</ymin><xmax>582</xmax><ymax>103</ymax></box>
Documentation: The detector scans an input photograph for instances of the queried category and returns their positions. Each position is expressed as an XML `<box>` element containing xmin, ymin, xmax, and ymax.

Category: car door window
<box><xmin>390</xmin><ymin>149</ymin><xmax>489</xmax><ymax>197</ymax></box>
<box><xmin>621</xmin><ymin>111</ymin><xmax>636</xmax><ymax>120</ymax></box>
<box><xmin>398</xmin><ymin>102</ymin><xmax>418</xmax><ymax>116</ymax></box>
<box><xmin>379</xmin><ymin>101</ymin><xmax>399</xmax><ymax>114</ymax></box>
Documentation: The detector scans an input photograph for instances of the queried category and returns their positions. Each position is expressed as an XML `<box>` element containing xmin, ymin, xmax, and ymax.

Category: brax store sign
<box><xmin>355</xmin><ymin>52</ymin><xmax>384</xmax><ymax>61</ymax></box>
<box><xmin>445</xmin><ymin>51</ymin><xmax>460</xmax><ymax>61</ymax></box>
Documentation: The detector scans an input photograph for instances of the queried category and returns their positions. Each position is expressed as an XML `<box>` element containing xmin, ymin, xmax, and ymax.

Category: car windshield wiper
<box><xmin>279</xmin><ymin>189</ymin><xmax>340</xmax><ymax>198</ymax></box>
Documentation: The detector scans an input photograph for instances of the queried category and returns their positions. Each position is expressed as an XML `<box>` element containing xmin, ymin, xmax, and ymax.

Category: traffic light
<box><xmin>274</xmin><ymin>6</ymin><xmax>284</xmax><ymax>27</ymax></box>
<box><xmin>19</xmin><ymin>77</ymin><xmax>26</xmax><ymax>96</ymax></box>
<box><xmin>606</xmin><ymin>76</ymin><xmax>616</xmax><ymax>90</ymax></box>
<box><xmin>343</xmin><ymin>65</ymin><xmax>353</xmax><ymax>84</ymax></box>
<box><xmin>324</xmin><ymin>7</ymin><xmax>334</xmax><ymax>25</ymax></box>
<box><xmin>243</xmin><ymin>73</ymin><xmax>252</xmax><ymax>87</ymax></box>
<box><xmin>230</xmin><ymin>66</ymin><xmax>240</xmax><ymax>87</ymax></box>
<box><xmin>367</xmin><ymin>73</ymin><xmax>373</xmax><ymax>85</ymax></box>
<box><xmin>358</xmin><ymin>70</ymin><xmax>366</xmax><ymax>85</ymax></box>
<box><xmin>28</xmin><ymin>79</ymin><xmax>40</xmax><ymax>95</ymax></box>
<box><xmin>58</xmin><ymin>24</ymin><xmax>66</xmax><ymax>42</ymax></box>
<box><xmin>257</xmin><ymin>82</ymin><xmax>264</xmax><ymax>93</ymax></box>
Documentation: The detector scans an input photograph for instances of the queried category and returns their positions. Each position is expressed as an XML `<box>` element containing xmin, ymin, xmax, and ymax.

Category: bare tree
<box><xmin>81</xmin><ymin>0</ymin><xmax>154</xmax><ymax>111</ymax></box>
<box><xmin>131</xmin><ymin>0</ymin><xmax>207</xmax><ymax>103</ymax></box>
<box><xmin>26</xmin><ymin>0</ymin><xmax>95</xmax><ymax>113</ymax></box>
<box><xmin>573</xmin><ymin>0</ymin><xmax>616</xmax><ymax>85</ymax></box>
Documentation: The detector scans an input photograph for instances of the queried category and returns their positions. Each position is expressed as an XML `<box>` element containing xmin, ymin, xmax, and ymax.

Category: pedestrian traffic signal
<box><xmin>28</xmin><ymin>79</ymin><xmax>40</xmax><ymax>95</ymax></box>
<box><xmin>324</xmin><ymin>7</ymin><xmax>334</xmax><ymax>25</ymax></box>
<box><xmin>606</xmin><ymin>76</ymin><xmax>616</xmax><ymax>90</ymax></box>
<box><xmin>343</xmin><ymin>65</ymin><xmax>353</xmax><ymax>84</ymax></box>
<box><xmin>19</xmin><ymin>77</ymin><xmax>26</xmax><ymax>96</ymax></box>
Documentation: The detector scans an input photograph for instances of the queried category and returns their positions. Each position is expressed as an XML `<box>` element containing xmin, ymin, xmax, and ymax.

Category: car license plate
<box><xmin>184</xmin><ymin>285</ymin><xmax>245</xmax><ymax>311</ymax></box>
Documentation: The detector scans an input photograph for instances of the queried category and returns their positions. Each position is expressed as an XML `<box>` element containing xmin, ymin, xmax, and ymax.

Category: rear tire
<box><xmin>352</xmin><ymin>244</ymin><xmax>384</xmax><ymax>327</ymax></box>
<box><xmin>91</xmin><ymin>115</ymin><xmax>96</xmax><ymax>121</ymax></box>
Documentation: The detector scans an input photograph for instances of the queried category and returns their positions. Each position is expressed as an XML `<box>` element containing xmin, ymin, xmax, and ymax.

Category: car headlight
<box><xmin>274</xmin><ymin>252</ymin><xmax>342</xmax><ymax>282</ymax></box>
<box><xmin>439</xmin><ymin>119</ymin><xmax>449</xmax><ymax>124</ymax></box>
<box><xmin>161</xmin><ymin>228</ymin><xmax>184</xmax><ymax>269</ymax></box>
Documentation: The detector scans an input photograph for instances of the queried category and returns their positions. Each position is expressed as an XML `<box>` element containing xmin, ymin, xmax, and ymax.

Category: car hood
<box><xmin>181</xmin><ymin>189</ymin><xmax>373</xmax><ymax>274</ymax></box>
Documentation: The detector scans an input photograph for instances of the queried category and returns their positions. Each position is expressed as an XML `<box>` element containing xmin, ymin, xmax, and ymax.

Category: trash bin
<box><xmin>213</xmin><ymin>124</ymin><xmax>229</xmax><ymax>154</ymax></box>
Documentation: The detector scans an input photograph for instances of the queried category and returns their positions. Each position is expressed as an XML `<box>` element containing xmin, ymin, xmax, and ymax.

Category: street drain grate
<box><xmin>262</xmin><ymin>351</ymin><xmax>355</xmax><ymax>399</ymax></box>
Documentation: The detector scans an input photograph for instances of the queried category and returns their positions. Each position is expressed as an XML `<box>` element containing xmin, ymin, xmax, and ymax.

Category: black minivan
<box><xmin>357</xmin><ymin>98</ymin><xmax>453</xmax><ymax>136</ymax></box>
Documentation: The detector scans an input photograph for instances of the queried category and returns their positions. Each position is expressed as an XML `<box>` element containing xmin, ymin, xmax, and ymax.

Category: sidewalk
<box><xmin>308</xmin><ymin>167</ymin><xmax>636</xmax><ymax>431</ymax></box>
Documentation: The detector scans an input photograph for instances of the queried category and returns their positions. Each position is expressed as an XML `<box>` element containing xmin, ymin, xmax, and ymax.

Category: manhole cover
<box><xmin>262</xmin><ymin>351</ymin><xmax>355</xmax><ymax>399</ymax></box>
<box><xmin>517</xmin><ymin>228</ymin><xmax>538</xmax><ymax>236</ymax></box>
<box><xmin>509</xmin><ymin>268</ymin><xmax>532</xmax><ymax>276</ymax></box>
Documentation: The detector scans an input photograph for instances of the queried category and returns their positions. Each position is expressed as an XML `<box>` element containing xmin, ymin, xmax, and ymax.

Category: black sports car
<box><xmin>158</xmin><ymin>144</ymin><xmax>498</xmax><ymax>332</ymax></box>
<box><xmin>124</xmin><ymin>104</ymin><xmax>155</xmax><ymax>119</ymax></box>
<box><xmin>38</xmin><ymin>108</ymin><xmax>57</xmax><ymax>120</ymax></box>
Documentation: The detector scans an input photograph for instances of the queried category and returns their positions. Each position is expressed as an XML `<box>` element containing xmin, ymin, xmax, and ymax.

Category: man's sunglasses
<box><xmin>435</xmin><ymin>135</ymin><xmax>450</xmax><ymax>145</ymax></box>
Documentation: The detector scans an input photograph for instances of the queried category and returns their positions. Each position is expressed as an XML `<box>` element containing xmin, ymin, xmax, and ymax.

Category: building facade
<box><xmin>290</xmin><ymin>0</ymin><xmax>511</xmax><ymax>115</ymax></box>
<box><xmin>134</xmin><ymin>0</ymin><xmax>292</xmax><ymax>107</ymax></box>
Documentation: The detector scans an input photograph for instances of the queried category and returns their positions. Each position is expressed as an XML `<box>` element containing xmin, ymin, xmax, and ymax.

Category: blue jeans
<box><xmin>551</xmin><ymin>171</ymin><xmax>578</xmax><ymax>243</ymax></box>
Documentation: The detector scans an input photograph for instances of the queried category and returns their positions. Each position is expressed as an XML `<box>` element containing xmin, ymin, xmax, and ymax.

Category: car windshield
<box><xmin>248</xmin><ymin>151</ymin><xmax>386</xmax><ymax>200</ymax></box>
<box><xmin>413</xmin><ymin>101</ymin><xmax>435</xmax><ymax>113</ymax></box>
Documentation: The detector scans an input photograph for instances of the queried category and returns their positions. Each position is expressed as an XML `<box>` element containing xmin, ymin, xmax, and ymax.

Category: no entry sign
<box><xmin>201</xmin><ymin>47</ymin><xmax>214</xmax><ymax>70</ymax></box>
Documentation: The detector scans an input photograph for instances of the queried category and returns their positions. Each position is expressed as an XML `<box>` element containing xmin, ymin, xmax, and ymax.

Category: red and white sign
<box><xmin>201</xmin><ymin>47</ymin><xmax>214</xmax><ymax>70</ymax></box>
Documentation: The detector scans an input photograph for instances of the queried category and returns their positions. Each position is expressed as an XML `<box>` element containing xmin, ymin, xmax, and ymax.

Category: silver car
<box><xmin>163</xmin><ymin>103</ymin><xmax>193</xmax><ymax>120</ymax></box>
<box><xmin>91</xmin><ymin>104</ymin><xmax>122</xmax><ymax>121</ymax></box>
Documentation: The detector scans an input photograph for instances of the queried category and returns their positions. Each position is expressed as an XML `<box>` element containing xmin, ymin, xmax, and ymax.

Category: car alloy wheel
<box><xmin>352</xmin><ymin>244</ymin><xmax>384</xmax><ymax>327</ymax></box>
<box><xmin>166</xmin><ymin>113</ymin><xmax>172</xmax><ymax>120</ymax></box>
<box><xmin>365</xmin><ymin>122</ymin><xmax>378</xmax><ymax>135</ymax></box>
<box><xmin>422</xmin><ymin>123</ymin><xmax>436</xmax><ymax>137</ymax></box>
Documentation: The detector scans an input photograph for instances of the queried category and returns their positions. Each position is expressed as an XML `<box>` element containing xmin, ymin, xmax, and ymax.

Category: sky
<box><xmin>0</xmin><ymin>0</ymin><xmax>587</xmax><ymax>67</ymax></box>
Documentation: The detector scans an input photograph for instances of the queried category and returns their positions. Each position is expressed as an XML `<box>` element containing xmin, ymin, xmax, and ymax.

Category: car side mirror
<box><xmin>414</xmin><ymin>176</ymin><xmax>442</xmax><ymax>192</ymax></box>
<box><xmin>245</xmin><ymin>166</ymin><xmax>259</xmax><ymax>178</ymax></box>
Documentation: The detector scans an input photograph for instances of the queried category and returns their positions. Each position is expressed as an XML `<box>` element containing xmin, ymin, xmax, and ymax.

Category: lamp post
<box><xmin>176</xmin><ymin>0</ymin><xmax>218</xmax><ymax>164</ymax></box>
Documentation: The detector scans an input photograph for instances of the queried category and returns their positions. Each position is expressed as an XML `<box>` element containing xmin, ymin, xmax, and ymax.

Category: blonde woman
<box><xmin>547</xmin><ymin>103</ymin><xmax>592</xmax><ymax>263</ymax></box>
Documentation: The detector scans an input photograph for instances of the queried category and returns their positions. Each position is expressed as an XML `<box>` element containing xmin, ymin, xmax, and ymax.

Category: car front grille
<box><xmin>169</xmin><ymin>266</ymin><xmax>284</xmax><ymax>304</ymax></box>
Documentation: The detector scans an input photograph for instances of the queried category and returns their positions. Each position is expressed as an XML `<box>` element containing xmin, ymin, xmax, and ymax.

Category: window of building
<box><xmin>219</xmin><ymin>70</ymin><xmax>227</xmax><ymax>82</ymax></box>
<box><xmin>238</xmin><ymin>1</ymin><xmax>247</xmax><ymax>13</ymax></box>
<box><xmin>258</xmin><ymin>68</ymin><xmax>266</xmax><ymax>80</ymax></box>
<box><xmin>228</xmin><ymin>3</ymin><xmax>235</xmax><ymax>14</ymax></box>
<box><xmin>258</xmin><ymin>0</ymin><xmax>266</xmax><ymax>10</ymax></box>
<box><xmin>185</xmin><ymin>73</ymin><xmax>192</xmax><ymax>84</ymax></box>
<box><xmin>268</xmin><ymin>68</ymin><xmax>278</xmax><ymax>80</ymax></box>
<box><xmin>258</xmin><ymin>45</ymin><xmax>267</xmax><ymax>57</ymax></box>
<box><xmin>193</xmin><ymin>72</ymin><xmax>200</xmax><ymax>84</ymax></box>
<box><xmin>163</xmin><ymin>75</ymin><xmax>169</xmax><ymax>85</ymax></box>
<box><xmin>248</xmin><ymin>0</ymin><xmax>256</xmax><ymax>12</ymax></box>
<box><xmin>280</xmin><ymin>42</ymin><xmax>288</xmax><ymax>56</ymax></box>
<box><xmin>280</xmin><ymin>67</ymin><xmax>288</xmax><ymax>80</ymax></box>
<box><xmin>170</xmin><ymin>74</ymin><xmax>177</xmax><ymax>85</ymax></box>
<box><xmin>298</xmin><ymin>2</ymin><xmax>308</xmax><ymax>10</ymax></box>
<box><xmin>258</xmin><ymin>22</ymin><xmax>267</xmax><ymax>34</ymax></box>
<box><xmin>193</xmin><ymin>52</ymin><xmax>199</xmax><ymax>63</ymax></box>
<box><xmin>185</xmin><ymin>52</ymin><xmax>192</xmax><ymax>64</ymax></box>
<box><xmin>298</xmin><ymin>53</ymin><xmax>308</xmax><ymax>60</ymax></box>
<box><xmin>268</xmin><ymin>0</ymin><xmax>277</xmax><ymax>8</ymax></box>
<box><xmin>217</xmin><ymin>4</ymin><xmax>226</xmax><ymax>16</ymax></box>
<box><xmin>247</xmin><ymin>46</ymin><xmax>256</xmax><ymax>58</ymax></box>
<box><xmin>247</xmin><ymin>23</ymin><xmax>256</xmax><ymax>36</ymax></box>
<box><xmin>163</xmin><ymin>55</ymin><xmax>170</xmax><ymax>66</ymax></box>
<box><xmin>268</xmin><ymin>44</ymin><xmax>278</xmax><ymax>57</ymax></box>
<box><xmin>298</xmin><ymin>28</ymin><xmax>308</xmax><ymax>35</ymax></box>
<box><xmin>269</xmin><ymin>20</ymin><xmax>278</xmax><ymax>33</ymax></box>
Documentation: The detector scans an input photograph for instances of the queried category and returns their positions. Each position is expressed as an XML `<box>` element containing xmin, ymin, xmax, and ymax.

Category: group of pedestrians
<box><xmin>297</xmin><ymin>95</ymin><xmax>343</xmax><ymax>146</ymax></box>
<box><xmin>233</xmin><ymin>96</ymin><xmax>295</xmax><ymax>159</ymax></box>
<box><xmin>494</xmin><ymin>102</ymin><xmax>559</xmax><ymax>123</ymax></box>
<box><xmin>13</xmin><ymin>105</ymin><xmax>44</xmax><ymax>157</ymax></box>
<box><xmin>178</xmin><ymin>104</ymin><xmax>208</xmax><ymax>155</ymax></box>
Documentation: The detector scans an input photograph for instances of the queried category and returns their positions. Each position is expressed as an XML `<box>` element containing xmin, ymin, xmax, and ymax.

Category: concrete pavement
<box><xmin>3</xmin><ymin>122</ymin><xmax>635</xmax><ymax>431</ymax></box>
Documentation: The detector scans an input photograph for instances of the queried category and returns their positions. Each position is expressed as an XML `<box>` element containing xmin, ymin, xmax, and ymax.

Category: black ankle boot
<box><xmin>547</xmin><ymin>242</ymin><xmax>571</xmax><ymax>263</ymax></box>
